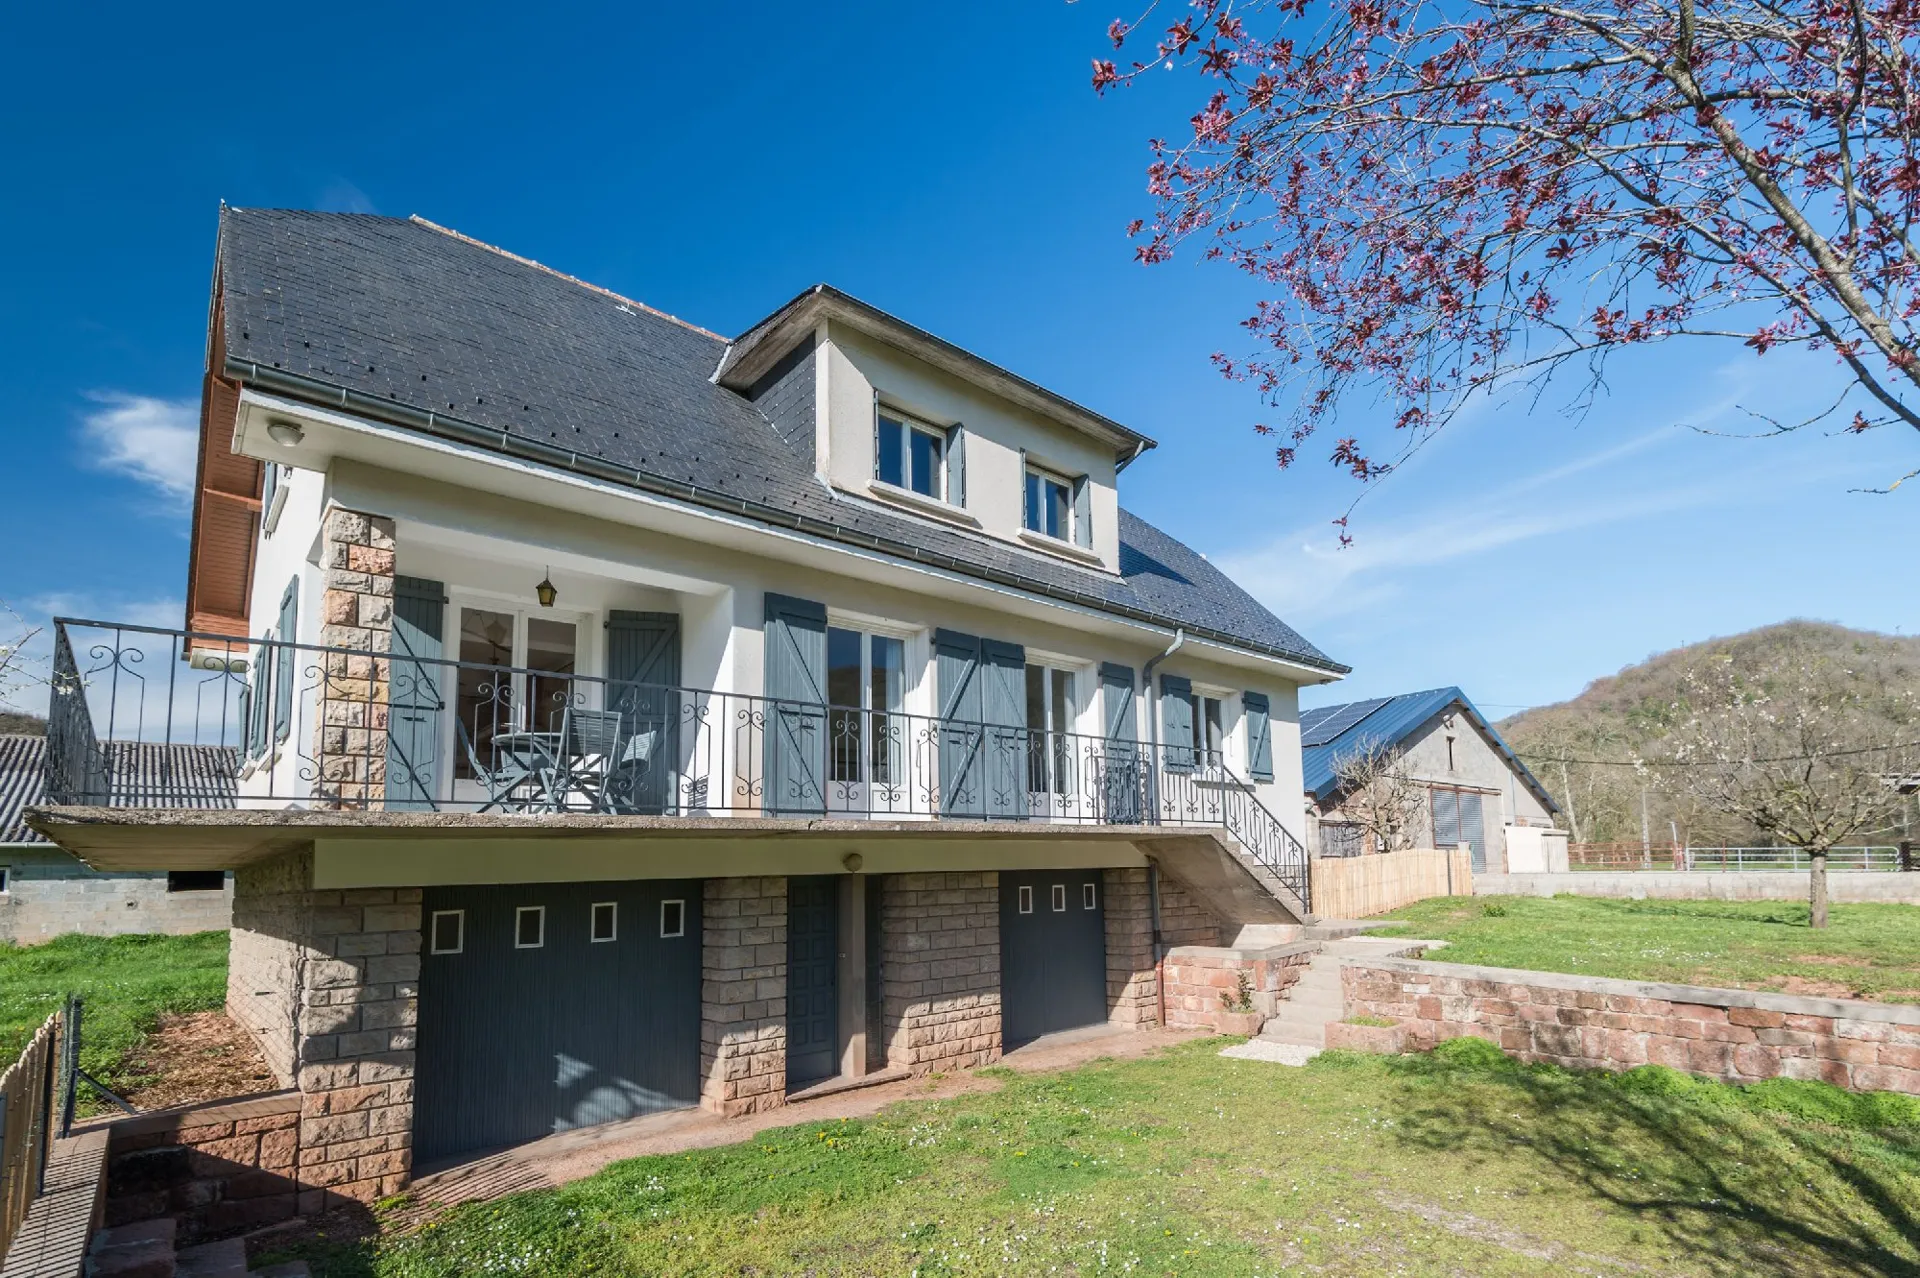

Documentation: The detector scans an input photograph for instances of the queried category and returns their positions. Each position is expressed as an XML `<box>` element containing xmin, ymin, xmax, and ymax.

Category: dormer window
<box><xmin>1023</xmin><ymin>466</ymin><xmax>1073</xmax><ymax>541</ymax></box>
<box><xmin>876</xmin><ymin>411</ymin><xmax>945</xmax><ymax>500</ymax></box>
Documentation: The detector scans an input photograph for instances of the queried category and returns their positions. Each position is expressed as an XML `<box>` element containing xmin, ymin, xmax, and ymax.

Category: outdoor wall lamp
<box><xmin>266</xmin><ymin>420</ymin><xmax>305</xmax><ymax>447</ymax></box>
<box><xmin>535</xmin><ymin>569</ymin><xmax>558</xmax><ymax>608</ymax></box>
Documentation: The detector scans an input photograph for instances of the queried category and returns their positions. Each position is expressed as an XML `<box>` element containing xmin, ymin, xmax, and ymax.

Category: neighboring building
<box><xmin>1301</xmin><ymin>687</ymin><xmax>1563</xmax><ymax>873</ymax></box>
<box><xmin>0</xmin><ymin>735</ymin><xmax>234</xmax><ymax>944</ymax></box>
<box><xmin>25</xmin><ymin>208</ymin><xmax>1347</xmax><ymax>1199</ymax></box>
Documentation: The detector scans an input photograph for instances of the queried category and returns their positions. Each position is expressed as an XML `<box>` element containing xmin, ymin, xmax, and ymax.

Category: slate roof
<box><xmin>216</xmin><ymin>208</ymin><xmax>1344</xmax><ymax>674</ymax></box>
<box><xmin>1</xmin><ymin>735</ymin><xmax>239</xmax><ymax>842</ymax></box>
<box><xmin>1300</xmin><ymin>687</ymin><xmax>1559</xmax><ymax>814</ymax></box>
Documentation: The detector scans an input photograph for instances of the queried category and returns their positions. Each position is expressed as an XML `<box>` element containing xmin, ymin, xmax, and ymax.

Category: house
<box><xmin>25</xmin><ymin>208</ymin><xmax>1346</xmax><ymax>1203</ymax></box>
<box><xmin>0</xmin><ymin>734</ymin><xmax>234</xmax><ymax>943</ymax></box>
<box><xmin>1301</xmin><ymin>687</ymin><xmax>1564</xmax><ymax>873</ymax></box>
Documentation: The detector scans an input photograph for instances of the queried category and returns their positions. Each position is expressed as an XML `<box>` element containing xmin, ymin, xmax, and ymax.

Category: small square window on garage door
<box><xmin>591</xmin><ymin>902</ymin><xmax>617</xmax><ymax>943</ymax></box>
<box><xmin>515</xmin><ymin>906</ymin><xmax>545</xmax><ymax>949</ymax></box>
<box><xmin>429</xmin><ymin>910</ymin><xmax>464</xmax><ymax>955</ymax></box>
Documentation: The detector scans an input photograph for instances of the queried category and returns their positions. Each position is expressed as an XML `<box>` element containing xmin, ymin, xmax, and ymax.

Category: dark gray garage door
<box><xmin>416</xmin><ymin>879</ymin><xmax>702</xmax><ymax>1163</ymax></box>
<box><xmin>1000</xmin><ymin>869</ymin><xmax>1107</xmax><ymax>1048</ymax></box>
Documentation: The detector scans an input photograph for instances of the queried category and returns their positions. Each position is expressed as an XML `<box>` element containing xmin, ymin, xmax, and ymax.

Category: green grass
<box><xmin>1373</xmin><ymin>895</ymin><xmax>1920</xmax><ymax>1001</ymax></box>
<box><xmin>0</xmin><ymin>931</ymin><xmax>230</xmax><ymax>1094</ymax></box>
<box><xmin>265</xmin><ymin>1037</ymin><xmax>1920</xmax><ymax>1278</ymax></box>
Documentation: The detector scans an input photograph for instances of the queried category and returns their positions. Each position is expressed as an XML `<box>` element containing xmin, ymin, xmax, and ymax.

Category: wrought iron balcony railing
<box><xmin>42</xmin><ymin>618</ymin><xmax>1310</xmax><ymax>907</ymax></box>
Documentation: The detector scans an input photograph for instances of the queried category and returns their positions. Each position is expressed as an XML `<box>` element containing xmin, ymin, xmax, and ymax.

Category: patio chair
<box><xmin>455</xmin><ymin>716</ymin><xmax>552</xmax><ymax>812</ymax></box>
<box><xmin>555</xmin><ymin>707</ymin><xmax>628</xmax><ymax>811</ymax></box>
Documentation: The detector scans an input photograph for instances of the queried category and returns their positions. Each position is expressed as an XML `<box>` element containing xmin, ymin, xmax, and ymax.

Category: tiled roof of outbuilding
<box><xmin>216</xmin><ymin>208</ymin><xmax>1344</xmax><ymax>674</ymax></box>
<box><xmin>1</xmin><ymin>735</ymin><xmax>239</xmax><ymax>843</ymax></box>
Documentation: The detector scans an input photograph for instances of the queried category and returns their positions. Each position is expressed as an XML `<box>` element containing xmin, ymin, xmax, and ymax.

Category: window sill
<box><xmin>1016</xmin><ymin>527</ymin><xmax>1103</xmax><ymax>566</ymax></box>
<box><xmin>867</xmin><ymin>481</ymin><xmax>981</xmax><ymax>528</ymax></box>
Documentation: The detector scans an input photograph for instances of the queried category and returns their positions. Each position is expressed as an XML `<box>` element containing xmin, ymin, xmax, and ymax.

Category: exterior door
<box><xmin>415</xmin><ymin>878</ymin><xmax>701</xmax><ymax>1163</ymax></box>
<box><xmin>786</xmin><ymin>876</ymin><xmax>840</xmax><ymax>1086</ymax></box>
<box><xmin>1000</xmin><ymin>869</ymin><xmax>1107</xmax><ymax>1047</ymax></box>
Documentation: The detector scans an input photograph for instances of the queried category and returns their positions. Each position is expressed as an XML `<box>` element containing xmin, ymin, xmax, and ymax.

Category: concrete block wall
<box><xmin>1102</xmin><ymin>868</ymin><xmax>1158</xmax><ymax>1028</ymax></box>
<box><xmin>225</xmin><ymin>850</ymin><xmax>418</xmax><ymax>1209</ymax></box>
<box><xmin>0</xmin><ymin>847</ymin><xmax>230</xmax><ymax>944</ymax></box>
<box><xmin>700</xmin><ymin>876</ymin><xmax>787</xmax><ymax>1116</ymax></box>
<box><xmin>881</xmin><ymin>871</ymin><xmax>1001</xmax><ymax>1073</ymax></box>
<box><xmin>1344</xmin><ymin>957</ymin><xmax>1920</xmax><ymax>1094</ymax></box>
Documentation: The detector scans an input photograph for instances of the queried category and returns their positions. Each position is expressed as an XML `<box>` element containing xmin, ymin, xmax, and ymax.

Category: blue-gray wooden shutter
<box><xmin>1100</xmin><ymin>662</ymin><xmax>1140</xmax><ymax>823</ymax></box>
<box><xmin>1243</xmin><ymin>691</ymin><xmax>1273</xmax><ymax>782</ymax></box>
<box><xmin>980</xmin><ymin>638</ymin><xmax>1027</xmax><ymax>819</ymax></box>
<box><xmin>1160</xmin><ymin>674</ymin><xmax>1195</xmax><ymax>772</ymax></box>
<box><xmin>606</xmin><ymin>611</ymin><xmax>681</xmax><ymax>814</ymax></box>
<box><xmin>946</xmin><ymin>424</ymin><xmax>966</xmax><ymax>507</ymax></box>
<box><xmin>273</xmin><ymin>578</ymin><xmax>298</xmax><ymax>744</ymax></box>
<box><xmin>935</xmin><ymin>629</ymin><xmax>985</xmax><ymax>817</ymax></box>
<box><xmin>387</xmin><ymin>577</ymin><xmax>447</xmax><ymax>811</ymax></box>
<box><xmin>260</xmin><ymin>463</ymin><xmax>279</xmax><ymax>531</ymax></box>
<box><xmin>1459</xmin><ymin>791</ymin><xmax>1486</xmax><ymax>871</ymax></box>
<box><xmin>763</xmin><ymin>593</ymin><xmax>827</xmax><ymax>816</ymax></box>
<box><xmin>1071</xmin><ymin>475</ymin><xmax>1093</xmax><ymax>548</ymax></box>
<box><xmin>246</xmin><ymin>635</ymin><xmax>268</xmax><ymax>759</ymax></box>
<box><xmin>1431</xmin><ymin>787</ymin><xmax>1460</xmax><ymax>849</ymax></box>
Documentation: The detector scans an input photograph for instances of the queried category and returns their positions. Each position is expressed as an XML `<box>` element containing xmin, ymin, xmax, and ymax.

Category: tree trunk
<box><xmin>1808</xmin><ymin>848</ymin><xmax>1830</xmax><ymax>929</ymax></box>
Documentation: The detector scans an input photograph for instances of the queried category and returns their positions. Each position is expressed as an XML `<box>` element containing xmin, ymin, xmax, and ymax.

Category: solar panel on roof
<box><xmin>1299</xmin><ymin>696</ymin><xmax>1394</xmax><ymax>747</ymax></box>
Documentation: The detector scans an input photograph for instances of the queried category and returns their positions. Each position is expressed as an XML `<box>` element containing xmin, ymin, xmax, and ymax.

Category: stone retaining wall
<box><xmin>1163</xmin><ymin>942</ymin><xmax>1315</xmax><ymax>1031</ymax></box>
<box><xmin>1343</xmin><ymin>957</ymin><xmax>1920</xmax><ymax>1093</ymax></box>
<box><xmin>1476</xmin><ymin>870</ymin><xmax>1920</xmax><ymax>904</ymax></box>
<box><xmin>103</xmin><ymin>1093</ymin><xmax>301</xmax><ymax>1244</ymax></box>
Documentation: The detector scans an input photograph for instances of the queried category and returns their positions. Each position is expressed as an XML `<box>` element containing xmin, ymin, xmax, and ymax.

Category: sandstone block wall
<box><xmin>105</xmin><ymin>1094</ymin><xmax>301</xmax><ymax>1244</ymax></box>
<box><xmin>881</xmin><ymin>872</ymin><xmax>1001</xmax><ymax>1073</ymax></box>
<box><xmin>1158</xmin><ymin>872</ymin><xmax>1223</xmax><ymax>948</ymax></box>
<box><xmin>225</xmin><ymin>850</ymin><xmax>419</xmax><ymax>1210</ymax></box>
<box><xmin>1344</xmin><ymin>958</ymin><xmax>1920</xmax><ymax>1094</ymax></box>
<box><xmin>1162</xmin><ymin>943</ymin><xmax>1313</xmax><ymax>1030</ymax></box>
<box><xmin>1102</xmin><ymin>868</ymin><xmax>1158</xmax><ymax>1028</ymax></box>
<box><xmin>314</xmin><ymin>506</ymin><xmax>395</xmax><ymax>809</ymax></box>
<box><xmin>701</xmin><ymin>876</ymin><xmax>787</xmax><ymax>1116</ymax></box>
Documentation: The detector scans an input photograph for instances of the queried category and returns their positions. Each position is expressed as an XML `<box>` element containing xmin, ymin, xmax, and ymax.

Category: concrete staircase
<box><xmin>1257</xmin><ymin>937</ymin><xmax>1434</xmax><ymax>1051</ymax></box>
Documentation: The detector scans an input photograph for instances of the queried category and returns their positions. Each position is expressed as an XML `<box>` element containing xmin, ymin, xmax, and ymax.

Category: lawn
<box><xmin>1373</xmin><ymin>894</ymin><xmax>1920</xmax><ymax>1002</ymax></box>
<box><xmin>264</xmin><ymin>1037</ymin><xmax>1920</xmax><ymax>1278</ymax></box>
<box><xmin>0</xmin><ymin>931</ymin><xmax>230</xmax><ymax>1095</ymax></box>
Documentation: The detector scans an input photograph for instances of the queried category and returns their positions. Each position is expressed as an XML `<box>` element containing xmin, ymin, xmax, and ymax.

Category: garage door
<box><xmin>416</xmin><ymin>879</ymin><xmax>702</xmax><ymax>1163</ymax></box>
<box><xmin>1000</xmin><ymin>869</ymin><xmax>1107</xmax><ymax>1048</ymax></box>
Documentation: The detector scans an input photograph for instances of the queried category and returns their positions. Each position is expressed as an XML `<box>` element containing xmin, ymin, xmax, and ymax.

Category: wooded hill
<box><xmin>1497</xmin><ymin>621</ymin><xmax>1920</xmax><ymax>845</ymax></box>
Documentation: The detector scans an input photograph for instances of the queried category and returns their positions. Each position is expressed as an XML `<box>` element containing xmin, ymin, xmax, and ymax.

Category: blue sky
<box><xmin>2</xmin><ymin>1</ymin><xmax>1913</xmax><ymax>719</ymax></box>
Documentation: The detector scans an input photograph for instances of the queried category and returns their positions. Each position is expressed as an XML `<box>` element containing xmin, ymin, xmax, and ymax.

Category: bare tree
<box><xmin>1647</xmin><ymin>655</ymin><xmax>1919</xmax><ymax>928</ymax></box>
<box><xmin>1330</xmin><ymin>742</ymin><xmax>1429</xmax><ymax>855</ymax></box>
<box><xmin>0</xmin><ymin>600</ymin><xmax>43</xmax><ymax>715</ymax></box>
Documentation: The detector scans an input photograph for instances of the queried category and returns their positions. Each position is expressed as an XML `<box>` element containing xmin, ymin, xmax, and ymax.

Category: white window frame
<box><xmin>1050</xmin><ymin>882</ymin><xmax>1067</xmax><ymax>912</ymax></box>
<box><xmin>0</xmin><ymin>865</ymin><xmax>10</xmax><ymax>895</ymax></box>
<box><xmin>444</xmin><ymin>593</ymin><xmax>595</xmax><ymax>803</ymax></box>
<box><xmin>590</xmin><ymin>901</ymin><xmax>618</xmax><ymax>943</ymax></box>
<box><xmin>874</xmin><ymin>409</ymin><xmax>947</xmax><ymax>501</ymax></box>
<box><xmin>660</xmin><ymin>898</ymin><xmax>687</xmax><ymax>938</ymax></box>
<box><xmin>514</xmin><ymin>905</ymin><xmax>546</xmax><ymax>949</ymax></box>
<box><xmin>1024</xmin><ymin>662</ymin><xmax>1079</xmax><ymax>801</ymax></box>
<box><xmin>429</xmin><ymin>909</ymin><xmax>465</xmax><ymax>955</ymax></box>
<box><xmin>1023</xmin><ymin>465</ymin><xmax>1075</xmax><ymax>542</ymax></box>
<box><xmin>1083</xmin><ymin>882</ymin><xmax>1097</xmax><ymax>910</ymax></box>
<box><xmin>1018</xmin><ymin>884</ymin><xmax>1034</xmax><ymax>914</ymax></box>
<box><xmin>824</xmin><ymin>613</ymin><xmax>922</xmax><ymax>814</ymax></box>
<box><xmin>1186</xmin><ymin>682</ymin><xmax>1237</xmax><ymax>776</ymax></box>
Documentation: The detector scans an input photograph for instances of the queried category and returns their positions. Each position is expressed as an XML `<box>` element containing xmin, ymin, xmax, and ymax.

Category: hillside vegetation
<box><xmin>1498</xmin><ymin>621</ymin><xmax>1920</xmax><ymax>845</ymax></box>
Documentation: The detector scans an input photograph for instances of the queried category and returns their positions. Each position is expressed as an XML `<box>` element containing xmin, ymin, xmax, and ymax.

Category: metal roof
<box><xmin>215</xmin><ymin>208</ymin><xmax>1344</xmax><ymax>675</ymax></box>
<box><xmin>1300</xmin><ymin>687</ymin><xmax>1561</xmax><ymax>815</ymax></box>
<box><xmin>1</xmin><ymin>735</ymin><xmax>239</xmax><ymax>842</ymax></box>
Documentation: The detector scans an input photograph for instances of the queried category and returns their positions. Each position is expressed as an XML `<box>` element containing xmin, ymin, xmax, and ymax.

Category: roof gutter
<box><xmin>230</xmin><ymin>361</ymin><xmax>1348</xmax><ymax>676</ymax></box>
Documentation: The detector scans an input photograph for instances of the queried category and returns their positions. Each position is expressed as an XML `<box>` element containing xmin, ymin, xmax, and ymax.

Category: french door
<box><xmin>449</xmin><ymin>604</ymin><xmax>585</xmax><ymax>794</ymax></box>
<box><xmin>825</xmin><ymin>626</ymin><xmax>908</xmax><ymax>814</ymax></box>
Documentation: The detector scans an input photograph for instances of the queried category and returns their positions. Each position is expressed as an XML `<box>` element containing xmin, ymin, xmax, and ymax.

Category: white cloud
<box><xmin>78</xmin><ymin>392</ymin><xmax>199</xmax><ymax>504</ymax></box>
<box><xmin>317</xmin><ymin>179</ymin><xmax>377</xmax><ymax>214</ymax></box>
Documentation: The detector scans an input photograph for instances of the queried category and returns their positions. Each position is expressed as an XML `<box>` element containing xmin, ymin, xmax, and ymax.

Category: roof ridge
<box><xmin>406</xmin><ymin>215</ymin><xmax>729</xmax><ymax>343</ymax></box>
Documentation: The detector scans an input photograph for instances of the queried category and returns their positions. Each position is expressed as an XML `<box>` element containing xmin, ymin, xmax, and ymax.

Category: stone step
<box><xmin>1259</xmin><ymin>1022</ymin><xmax>1327</xmax><ymax>1047</ymax></box>
<box><xmin>86</xmin><ymin>1218</ymin><xmax>176</xmax><ymax>1278</ymax></box>
<box><xmin>175</xmin><ymin>1239</ymin><xmax>248</xmax><ymax>1278</ymax></box>
<box><xmin>250</xmin><ymin>1264</ymin><xmax>312</xmax><ymax>1278</ymax></box>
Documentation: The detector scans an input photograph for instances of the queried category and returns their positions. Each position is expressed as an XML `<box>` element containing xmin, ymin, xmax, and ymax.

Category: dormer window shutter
<box><xmin>1071</xmin><ymin>475</ymin><xmax>1092</xmax><ymax>548</ymax></box>
<box><xmin>946</xmin><ymin>423</ymin><xmax>966</xmax><ymax>508</ymax></box>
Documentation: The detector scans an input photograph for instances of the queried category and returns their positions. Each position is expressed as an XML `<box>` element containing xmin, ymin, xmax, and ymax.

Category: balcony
<box><xmin>40</xmin><ymin>618</ymin><xmax>1310</xmax><ymax>908</ymax></box>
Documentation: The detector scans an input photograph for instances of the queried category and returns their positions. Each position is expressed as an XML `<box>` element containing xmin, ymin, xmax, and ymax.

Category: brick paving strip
<box><xmin>400</xmin><ymin>1025</ymin><xmax>1207</xmax><ymax>1224</ymax></box>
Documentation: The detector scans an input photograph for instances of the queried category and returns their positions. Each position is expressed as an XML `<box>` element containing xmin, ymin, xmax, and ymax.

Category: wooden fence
<box><xmin>0</xmin><ymin>1014</ymin><xmax>58</xmax><ymax>1259</ymax></box>
<box><xmin>1310</xmin><ymin>847</ymin><xmax>1475</xmax><ymax>919</ymax></box>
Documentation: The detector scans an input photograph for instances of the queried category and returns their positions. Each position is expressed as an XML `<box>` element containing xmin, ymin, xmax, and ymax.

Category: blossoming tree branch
<box><xmin>1096</xmin><ymin>0</ymin><xmax>1920</xmax><ymax>527</ymax></box>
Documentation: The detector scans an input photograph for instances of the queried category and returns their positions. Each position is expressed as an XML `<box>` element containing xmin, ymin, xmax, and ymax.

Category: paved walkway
<box><xmin>1256</xmin><ymin>936</ymin><xmax>1439</xmax><ymax>1052</ymax></box>
<box><xmin>406</xmin><ymin>1024</ymin><xmax>1205</xmax><ymax>1219</ymax></box>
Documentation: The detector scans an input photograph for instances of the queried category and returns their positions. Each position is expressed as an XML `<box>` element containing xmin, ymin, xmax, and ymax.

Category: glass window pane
<box><xmin>909</xmin><ymin>427</ymin><xmax>942</xmax><ymax>497</ymax></box>
<box><xmin>1045</xmin><ymin>478</ymin><xmax>1070</xmax><ymax>540</ymax></box>
<box><xmin>1052</xmin><ymin>672</ymin><xmax>1074</xmax><ymax>797</ymax></box>
<box><xmin>876</xmin><ymin>416</ymin><xmax>905</xmax><ymax>487</ymax></box>
<box><xmin>869</xmin><ymin>635</ymin><xmax>905</xmax><ymax>786</ymax></box>
<box><xmin>827</xmin><ymin>627</ymin><xmax>862</xmax><ymax>784</ymax></box>
<box><xmin>526</xmin><ymin>618</ymin><xmax>576</xmax><ymax>735</ymax></box>
<box><xmin>456</xmin><ymin>608</ymin><xmax>515</xmax><ymax>778</ymax></box>
<box><xmin>1204</xmin><ymin>697</ymin><xmax>1224</xmax><ymax>758</ymax></box>
<box><xmin>869</xmin><ymin>636</ymin><xmax>904</xmax><ymax>712</ymax></box>
<box><xmin>1024</xmin><ymin>472</ymin><xmax>1041</xmax><ymax>531</ymax></box>
<box><xmin>1025</xmin><ymin>664</ymin><xmax>1047</xmax><ymax>732</ymax></box>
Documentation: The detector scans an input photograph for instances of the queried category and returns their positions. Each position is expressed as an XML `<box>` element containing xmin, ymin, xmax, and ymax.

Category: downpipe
<box><xmin>1148</xmin><ymin>858</ymin><xmax>1167</xmax><ymax>1029</ymax></box>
